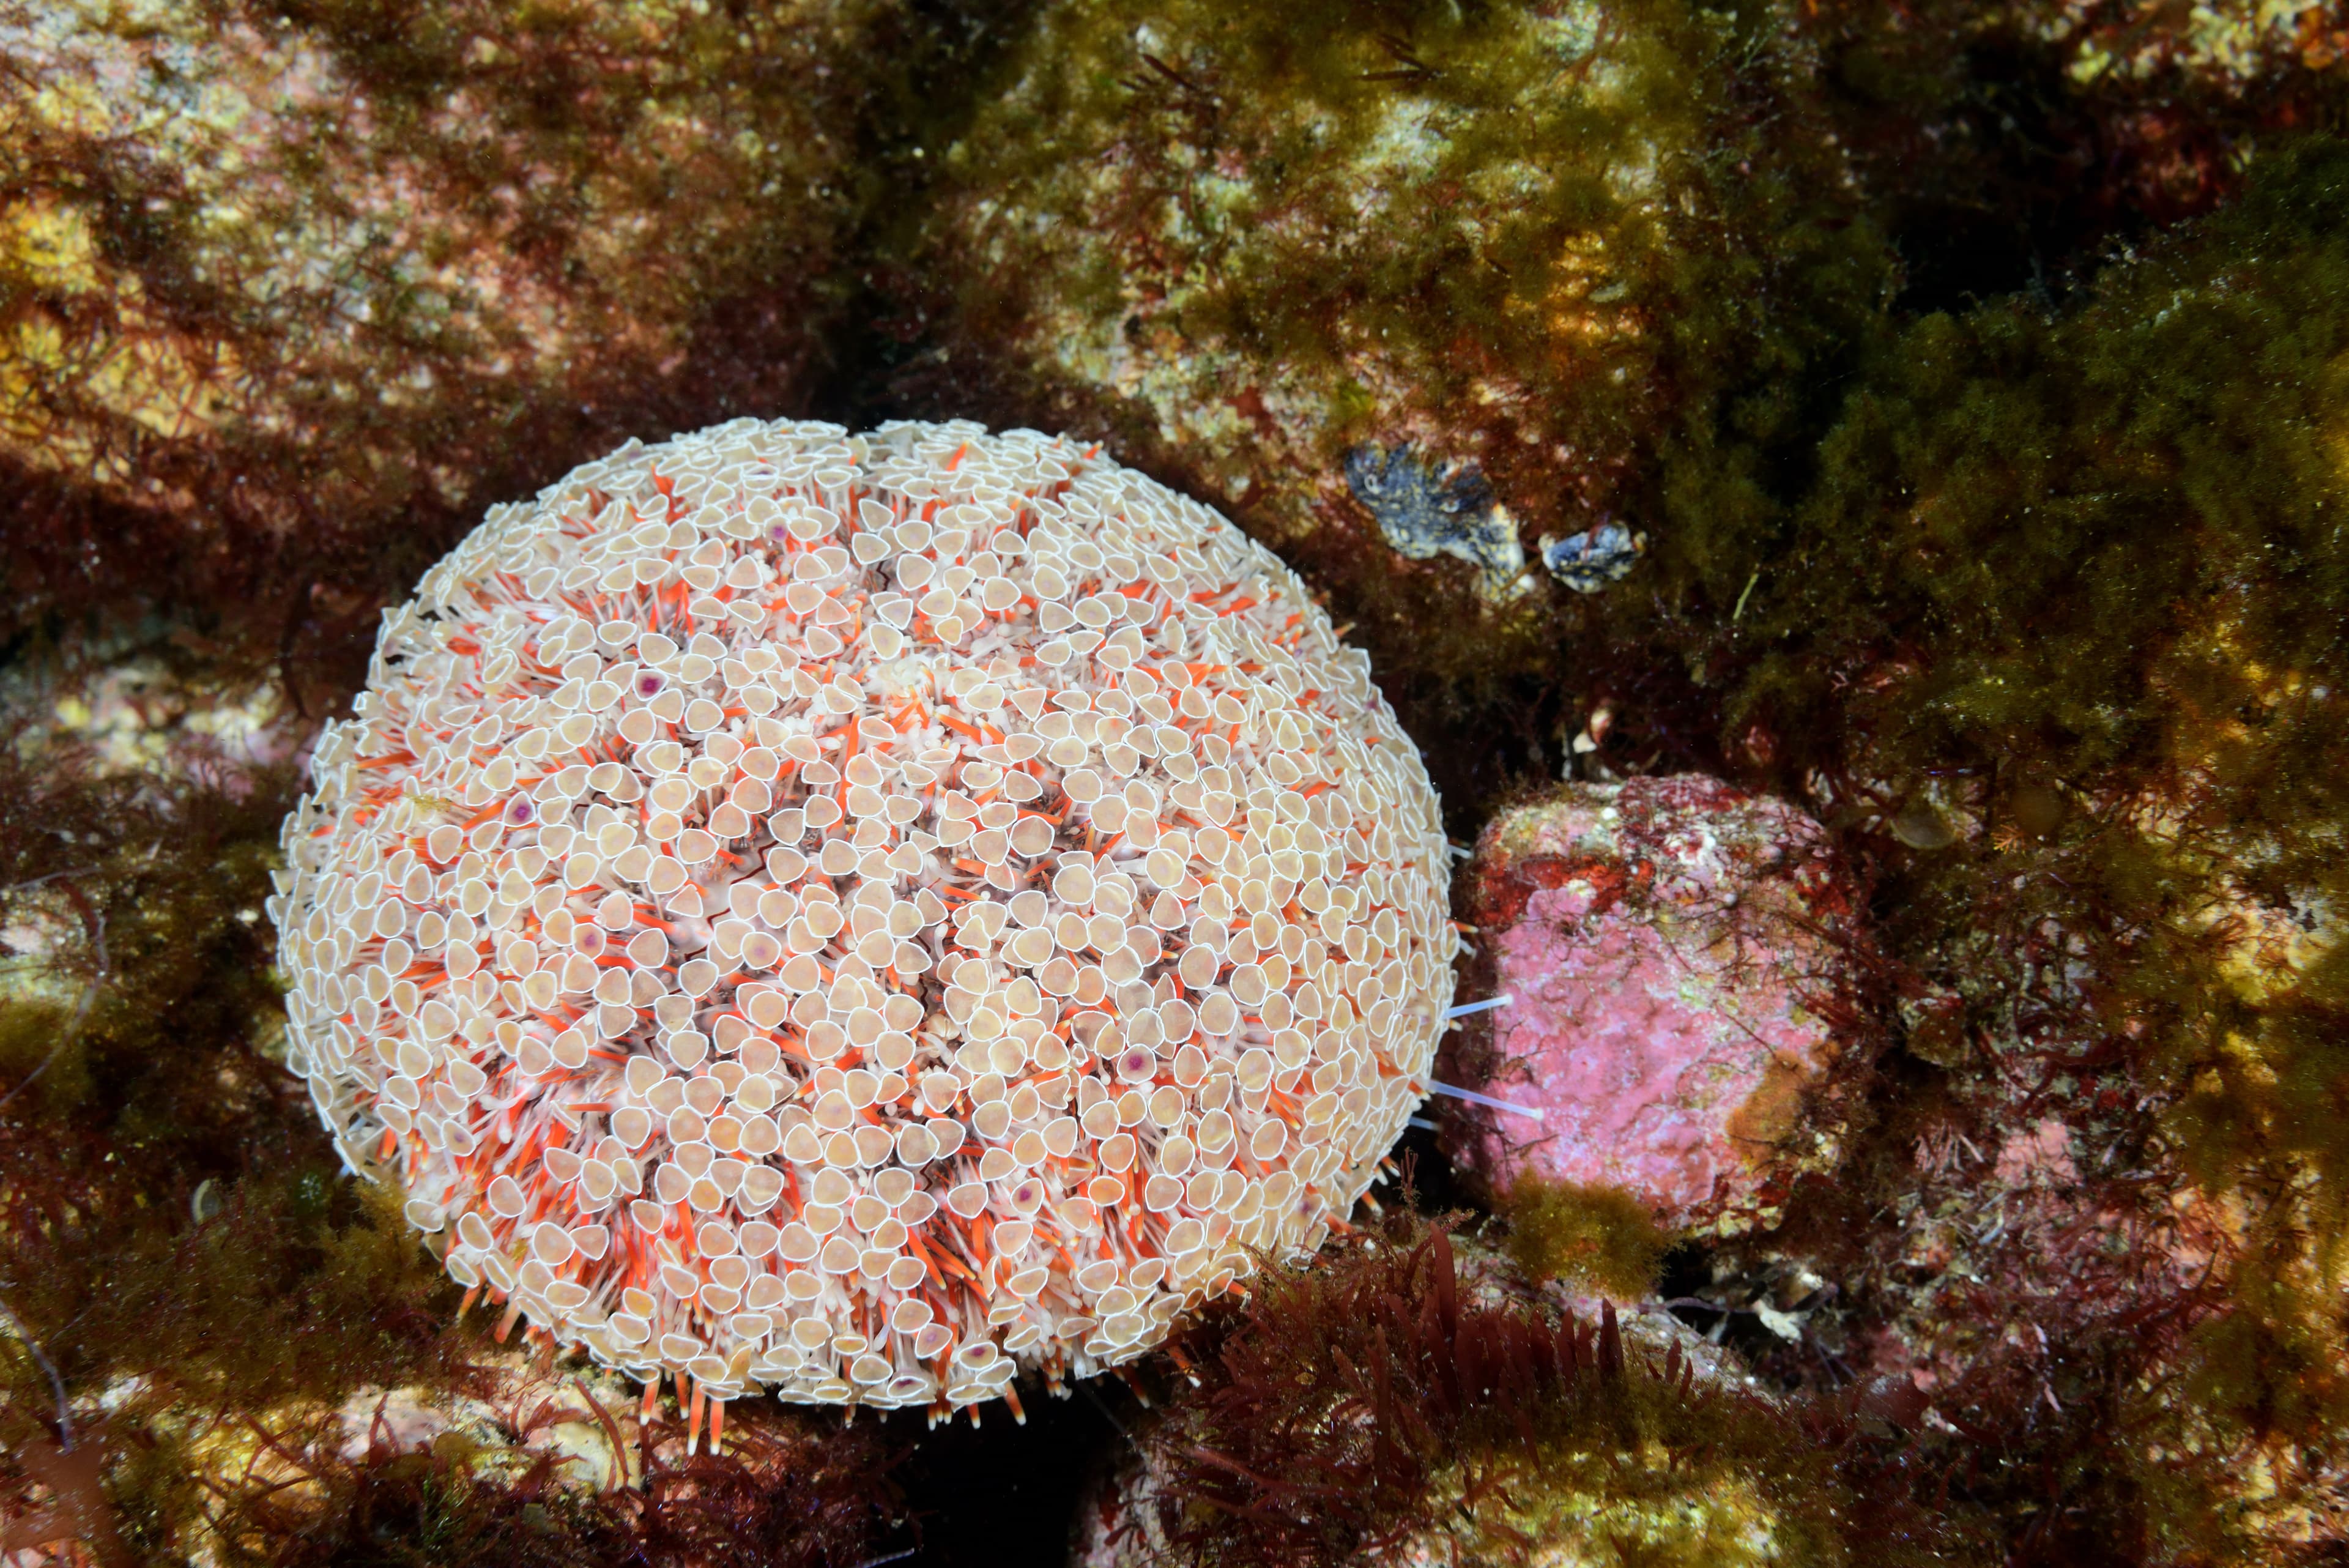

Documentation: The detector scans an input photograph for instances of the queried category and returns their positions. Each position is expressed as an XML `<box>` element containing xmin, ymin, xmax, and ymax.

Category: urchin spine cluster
<box><xmin>270</xmin><ymin>418</ymin><xmax>1455</xmax><ymax>1429</ymax></box>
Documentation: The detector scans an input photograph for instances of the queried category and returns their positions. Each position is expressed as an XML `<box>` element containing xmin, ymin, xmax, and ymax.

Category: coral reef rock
<box><xmin>271</xmin><ymin>417</ymin><xmax>1457</xmax><ymax>1421</ymax></box>
<box><xmin>1452</xmin><ymin>776</ymin><xmax>1855</xmax><ymax>1232</ymax></box>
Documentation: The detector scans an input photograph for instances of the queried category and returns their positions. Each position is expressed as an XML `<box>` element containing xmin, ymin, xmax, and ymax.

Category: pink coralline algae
<box><xmin>1450</xmin><ymin>776</ymin><xmax>1855</xmax><ymax>1232</ymax></box>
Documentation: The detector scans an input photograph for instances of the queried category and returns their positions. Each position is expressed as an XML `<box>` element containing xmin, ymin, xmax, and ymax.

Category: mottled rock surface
<box><xmin>1451</xmin><ymin>775</ymin><xmax>1856</xmax><ymax>1232</ymax></box>
<box><xmin>0</xmin><ymin>0</ymin><xmax>889</xmax><ymax>662</ymax></box>
<box><xmin>912</xmin><ymin>0</ymin><xmax>1890</xmax><ymax>611</ymax></box>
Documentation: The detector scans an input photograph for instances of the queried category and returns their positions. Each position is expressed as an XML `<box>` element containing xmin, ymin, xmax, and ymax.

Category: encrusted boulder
<box><xmin>1448</xmin><ymin>775</ymin><xmax>1858</xmax><ymax>1233</ymax></box>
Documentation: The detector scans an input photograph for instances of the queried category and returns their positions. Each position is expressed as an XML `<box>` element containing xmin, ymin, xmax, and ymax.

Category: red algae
<box><xmin>1076</xmin><ymin>1211</ymin><xmax>1945</xmax><ymax>1568</ymax></box>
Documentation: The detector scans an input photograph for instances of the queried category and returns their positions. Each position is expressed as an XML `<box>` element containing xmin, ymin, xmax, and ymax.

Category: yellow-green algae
<box><xmin>1658</xmin><ymin>135</ymin><xmax>2349</xmax><ymax>1564</ymax></box>
<box><xmin>1499</xmin><ymin>1176</ymin><xmax>1671</xmax><ymax>1302</ymax></box>
<box><xmin>913</xmin><ymin>0</ymin><xmax>1894</xmax><ymax>611</ymax></box>
<box><xmin>0</xmin><ymin>0</ymin><xmax>892</xmax><ymax>681</ymax></box>
<box><xmin>1794</xmin><ymin>0</ymin><xmax>2349</xmax><ymax>321</ymax></box>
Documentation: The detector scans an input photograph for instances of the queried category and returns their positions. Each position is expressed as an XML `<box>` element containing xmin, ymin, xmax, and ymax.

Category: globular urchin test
<box><xmin>269</xmin><ymin>417</ymin><xmax>1457</xmax><ymax>1438</ymax></box>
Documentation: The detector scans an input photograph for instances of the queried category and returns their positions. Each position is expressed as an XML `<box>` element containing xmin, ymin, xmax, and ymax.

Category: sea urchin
<box><xmin>269</xmin><ymin>417</ymin><xmax>1456</xmax><ymax>1432</ymax></box>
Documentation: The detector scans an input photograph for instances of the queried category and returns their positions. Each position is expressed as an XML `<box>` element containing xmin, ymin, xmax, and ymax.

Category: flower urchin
<box><xmin>269</xmin><ymin>417</ymin><xmax>1457</xmax><ymax>1430</ymax></box>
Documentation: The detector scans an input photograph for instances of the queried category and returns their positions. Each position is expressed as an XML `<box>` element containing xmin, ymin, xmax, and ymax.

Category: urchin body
<box><xmin>270</xmin><ymin>418</ymin><xmax>1455</xmax><ymax>1420</ymax></box>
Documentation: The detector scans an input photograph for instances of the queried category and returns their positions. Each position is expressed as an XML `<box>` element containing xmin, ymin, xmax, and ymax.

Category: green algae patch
<box><xmin>1720</xmin><ymin>134</ymin><xmax>2349</xmax><ymax>1202</ymax></box>
<box><xmin>0</xmin><ymin>0</ymin><xmax>899</xmax><ymax>691</ymax></box>
<box><xmin>1646</xmin><ymin>135</ymin><xmax>2349</xmax><ymax>1563</ymax></box>
<box><xmin>1792</xmin><ymin>0</ymin><xmax>2349</xmax><ymax>318</ymax></box>
<box><xmin>910</xmin><ymin>0</ymin><xmax>1896</xmax><ymax>806</ymax></box>
<box><xmin>1499</xmin><ymin>1176</ymin><xmax>1671</xmax><ymax>1301</ymax></box>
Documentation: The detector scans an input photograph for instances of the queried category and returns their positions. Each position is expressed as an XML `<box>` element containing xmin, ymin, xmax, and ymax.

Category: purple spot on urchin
<box><xmin>1121</xmin><ymin>1047</ymin><xmax>1154</xmax><ymax>1079</ymax></box>
<box><xmin>507</xmin><ymin>797</ymin><xmax>535</xmax><ymax>824</ymax></box>
<box><xmin>1013</xmin><ymin>1180</ymin><xmax>1042</xmax><ymax>1209</ymax></box>
<box><xmin>637</xmin><ymin>672</ymin><xmax>666</xmax><ymax>697</ymax></box>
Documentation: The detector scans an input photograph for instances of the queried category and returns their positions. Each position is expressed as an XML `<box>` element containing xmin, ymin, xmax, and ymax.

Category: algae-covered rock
<box><xmin>1660</xmin><ymin>139</ymin><xmax>2349</xmax><ymax>1563</ymax></box>
<box><xmin>2043</xmin><ymin>0</ymin><xmax>2348</xmax><ymax>87</ymax></box>
<box><xmin>1791</xmin><ymin>0</ymin><xmax>2349</xmax><ymax>321</ymax></box>
<box><xmin>0</xmin><ymin>0</ymin><xmax>889</xmax><ymax>666</ymax></box>
<box><xmin>1072</xmin><ymin>1219</ymin><xmax>1932</xmax><ymax>1568</ymax></box>
<box><xmin>1731</xmin><ymin>136</ymin><xmax>2349</xmax><ymax>1168</ymax></box>
<box><xmin>2</xmin><ymin>1347</ymin><xmax>897</xmax><ymax>1566</ymax></box>
<box><xmin>913</xmin><ymin>0</ymin><xmax>1893</xmax><ymax>625</ymax></box>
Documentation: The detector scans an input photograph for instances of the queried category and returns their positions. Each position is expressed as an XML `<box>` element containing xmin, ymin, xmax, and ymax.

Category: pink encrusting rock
<box><xmin>1450</xmin><ymin>776</ymin><xmax>1857</xmax><ymax>1233</ymax></box>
